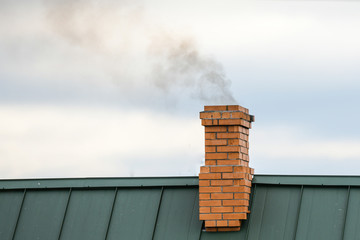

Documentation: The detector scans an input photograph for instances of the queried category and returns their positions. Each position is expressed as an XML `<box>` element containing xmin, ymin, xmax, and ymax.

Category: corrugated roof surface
<box><xmin>1</xmin><ymin>175</ymin><xmax>360</xmax><ymax>240</ymax></box>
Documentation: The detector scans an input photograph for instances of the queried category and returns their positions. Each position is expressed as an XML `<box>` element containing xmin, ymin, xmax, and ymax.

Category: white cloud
<box><xmin>0</xmin><ymin>104</ymin><xmax>203</xmax><ymax>178</ymax></box>
<box><xmin>251</xmin><ymin>125</ymin><xmax>360</xmax><ymax>174</ymax></box>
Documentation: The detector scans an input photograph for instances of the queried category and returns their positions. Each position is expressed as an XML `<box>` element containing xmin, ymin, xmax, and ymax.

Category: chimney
<box><xmin>199</xmin><ymin>105</ymin><xmax>254</xmax><ymax>232</ymax></box>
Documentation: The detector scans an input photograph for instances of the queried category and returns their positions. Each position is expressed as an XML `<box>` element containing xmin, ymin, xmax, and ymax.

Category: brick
<box><xmin>199</xmin><ymin>200</ymin><xmax>222</xmax><ymax>206</ymax></box>
<box><xmin>201</xmin><ymin>119</ymin><xmax>214</xmax><ymax>126</ymax></box>
<box><xmin>200</xmin><ymin>112</ymin><xmax>221</xmax><ymax>119</ymax></box>
<box><xmin>241</xmin><ymin>107</ymin><xmax>249</xmax><ymax>114</ymax></box>
<box><xmin>205</xmin><ymin>126</ymin><xmax>227</xmax><ymax>133</ymax></box>
<box><xmin>240</xmin><ymin>133</ymin><xmax>247</xmax><ymax>140</ymax></box>
<box><xmin>205</xmin><ymin>139</ymin><xmax>227</xmax><ymax>146</ymax></box>
<box><xmin>199</xmin><ymin>193</ymin><xmax>210</xmax><ymax>200</ymax></box>
<box><xmin>217</xmin><ymin>226</ymin><xmax>241</xmax><ymax>232</ymax></box>
<box><xmin>234</xmin><ymin>206</ymin><xmax>248</xmax><ymax>213</ymax></box>
<box><xmin>221</xmin><ymin>112</ymin><xmax>231</xmax><ymax>118</ymax></box>
<box><xmin>242</xmin><ymin>113</ymin><xmax>251</xmax><ymax>122</ymax></box>
<box><xmin>225</xmin><ymin>105</ymin><xmax>239</xmax><ymax>111</ymax></box>
<box><xmin>205</xmin><ymin>227</ymin><xmax>218</xmax><ymax>232</ymax></box>
<box><xmin>222</xmin><ymin>172</ymin><xmax>246</xmax><ymax>179</ymax></box>
<box><xmin>211</xmin><ymin>180</ymin><xmax>233</xmax><ymax>186</ymax></box>
<box><xmin>228</xmin><ymin>139</ymin><xmax>240</xmax><ymax>145</ymax></box>
<box><xmin>223</xmin><ymin>186</ymin><xmax>250</xmax><ymax>193</ymax></box>
<box><xmin>211</xmin><ymin>206</ymin><xmax>234</xmax><ymax>213</ymax></box>
<box><xmin>228</xmin><ymin>105</ymin><xmax>248</xmax><ymax>112</ymax></box>
<box><xmin>205</xmin><ymin>221</ymin><xmax>216</xmax><ymax>227</ymax></box>
<box><xmin>217</xmin><ymin>160</ymin><xmax>241</xmax><ymax>165</ymax></box>
<box><xmin>223</xmin><ymin>213</ymin><xmax>247</xmax><ymax>220</ymax></box>
<box><xmin>228</xmin><ymin>220</ymin><xmax>241</xmax><ymax>227</ymax></box>
<box><xmin>199</xmin><ymin>187</ymin><xmax>222</xmax><ymax>193</ymax></box>
<box><xmin>233</xmin><ymin>179</ymin><xmax>251</xmax><ymax>187</ymax></box>
<box><xmin>231</xmin><ymin>111</ymin><xmax>247</xmax><ymax>119</ymax></box>
<box><xmin>219</xmin><ymin>119</ymin><xmax>242</xmax><ymax>125</ymax></box>
<box><xmin>205</xmin><ymin>160</ymin><xmax>217</xmax><ymax>165</ymax></box>
<box><xmin>240</xmin><ymin>147</ymin><xmax>249</xmax><ymax>154</ymax></box>
<box><xmin>241</xmin><ymin>179</ymin><xmax>252</xmax><ymax>187</ymax></box>
<box><xmin>233</xmin><ymin>166</ymin><xmax>249</xmax><ymax>173</ymax></box>
<box><xmin>210</xmin><ymin>166</ymin><xmax>233</xmax><ymax>173</ymax></box>
<box><xmin>223</xmin><ymin>199</ymin><xmax>249</xmax><ymax>206</ymax></box>
<box><xmin>233</xmin><ymin>179</ymin><xmax>244</xmax><ymax>186</ymax></box>
<box><xmin>200</xmin><ymin>213</ymin><xmax>222</xmax><ymax>220</ymax></box>
<box><xmin>241</xmin><ymin>160</ymin><xmax>249</xmax><ymax>166</ymax></box>
<box><xmin>217</xmin><ymin>146</ymin><xmax>240</xmax><ymax>152</ymax></box>
<box><xmin>205</xmin><ymin>153</ymin><xmax>228</xmax><ymax>160</ymax></box>
<box><xmin>205</xmin><ymin>133</ymin><xmax>216</xmax><ymax>139</ymax></box>
<box><xmin>228</xmin><ymin>152</ymin><xmax>242</xmax><ymax>159</ymax></box>
<box><xmin>199</xmin><ymin>180</ymin><xmax>210</xmax><ymax>186</ymax></box>
<box><xmin>200</xmin><ymin>166</ymin><xmax>210</xmax><ymax>173</ymax></box>
<box><xmin>217</xmin><ymin>132</ymin><xmax>240</xmax><ymax>139</ymax></box>
<box><xmin>204</xmin><ymin>106</ymin><xmax>227</xmax><ymax>111</ymax></box>
<box><xmin>216</xmin><ymin>220</ymin><xmax>229</xmax><ymax>227</ymax></box>
<box><xmin>241</xmin><ymin>120</ymin><xmax>251</xmax><ymax>128</ymax></box>
<box><xmin>199</xmin><ymin>173</ymin><xmax>221</xmax><ymax>180</ymax></box>
<box><xmin>228</xmin><ymin>126</ymin><xmax>243</xmax><ymax>132</ymax></box>
<box><xmin>234</xmin><ymin>193</ymin><xmax>250</xmax><ymax>200</ymax></box>
<box><xmin>211</xmin><ymin>193</ymin><xmax>233</xmax><ymax>199</ymax></box>
<box><xmin>200</xmin><ymin>207</ymin><xmax>211</xmax><ymax>213</ymax></box>
<box><xmin>205</xmin><ymin>146</ymin><xmax>216</xmax><ymax>152</ymax></box>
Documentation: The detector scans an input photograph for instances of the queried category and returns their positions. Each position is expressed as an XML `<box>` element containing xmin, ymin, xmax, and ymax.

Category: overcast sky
<box><xmin>1</xmin><ymin>0</ymin><xmax>360</xmax><ymax>179</ymax></box>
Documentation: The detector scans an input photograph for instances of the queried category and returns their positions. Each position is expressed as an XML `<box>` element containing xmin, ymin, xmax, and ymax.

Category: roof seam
<box><xmin>57</xmin><ymin>188</ymin><xmax>72</xmax><ymax>240</ymax></box>
<box><xmin>11</xmin><ymin>189</ymin><xmax>26</xmax><ymax>240</ymax></box>
<box><xmin>151</xmin><ymin>186</ymin><xmax>164</xmax><ymax>240</ymax></box>
<box><xmin>293</xmin><ymin>185</ymin><xmax>304</xmax><ymax>240</ymax></box>
<box><xmin>104</xmin><ymin>187</ymin><xmax>118</xmax><ymax>240</ymax></box>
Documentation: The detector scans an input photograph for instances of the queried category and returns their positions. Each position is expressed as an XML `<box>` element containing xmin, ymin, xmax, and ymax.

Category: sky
<box><xmin>1</xmin><ymin>0</ymin><xmax>360</xmax><ymax>179</ymax></box>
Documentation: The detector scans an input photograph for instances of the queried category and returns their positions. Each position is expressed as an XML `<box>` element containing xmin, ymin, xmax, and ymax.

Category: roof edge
<box><xmin>2</xmin><ymin>175</ymin><xmax>360</xmax><ymax>190</ymax></box>
<box><xmin>0</xmin><ymin>176</ymin><xmax>199</xmax><ymax>190</ymax></box>
<box><xmin>253</xmin><ymin>174</ymin><xmax>360</xmax><ymax>186</ymax></box>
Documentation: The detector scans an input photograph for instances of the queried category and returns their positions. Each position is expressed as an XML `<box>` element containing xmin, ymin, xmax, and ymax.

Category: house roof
<box><xmin>1</xmin><ymin>175</ymin><xmax>360</xmax><ymax>240</ymax></box>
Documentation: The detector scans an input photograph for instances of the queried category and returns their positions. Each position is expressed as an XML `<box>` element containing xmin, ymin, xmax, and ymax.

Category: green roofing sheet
<box><xmin>1</xmin><ymin>175</ymin><xmax>360</xmax><ymax>240</ymax></box>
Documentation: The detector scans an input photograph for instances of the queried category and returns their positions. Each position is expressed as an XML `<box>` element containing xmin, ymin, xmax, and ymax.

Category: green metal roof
<box><xmin>1</xmin><ymin>175</ymin><xmax>360</xmax><ymax>240</ymax></box>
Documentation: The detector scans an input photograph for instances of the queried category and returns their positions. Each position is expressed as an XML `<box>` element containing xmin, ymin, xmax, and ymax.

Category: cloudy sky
<box><xmin>1</xmin><ymin>0</ymin><xmax>360</xmax><ymax>179</ymax></box>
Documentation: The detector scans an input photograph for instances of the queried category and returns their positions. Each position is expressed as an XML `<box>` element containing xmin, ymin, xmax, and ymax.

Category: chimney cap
<box><xmin>200</xmin><ymin>105</ymin><xmax>254</xmax><ymax>128</ymax></box>
<box><xmin>204</xmin><ymin>105</ymin><xmax>249</xmax><ymax>113</ymax></box>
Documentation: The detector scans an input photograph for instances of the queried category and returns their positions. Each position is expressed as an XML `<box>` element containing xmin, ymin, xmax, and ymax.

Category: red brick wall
<box><xmin>199</xmin><ymin>105</ymin><xmax>254</xmax><ymax>232</ymax></box>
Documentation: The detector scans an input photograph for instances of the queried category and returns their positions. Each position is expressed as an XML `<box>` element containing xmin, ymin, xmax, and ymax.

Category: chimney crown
<box><xmin>200</xmin><ymin>105</ymin><xmax>254</xmax><ymax>128</ymax></box>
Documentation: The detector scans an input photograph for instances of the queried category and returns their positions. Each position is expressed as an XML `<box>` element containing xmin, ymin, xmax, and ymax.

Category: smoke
<box><xmin>44</xmin><ymin>0</ymin><xmax>236</xmax><ymax>104</ymax></box>
<box><xmin>149</xmin><ymin>35</ymin><xmax>236</xmax><ymax>103</ymax></box>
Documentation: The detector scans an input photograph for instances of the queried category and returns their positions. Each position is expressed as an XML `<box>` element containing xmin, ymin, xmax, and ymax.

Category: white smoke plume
<box><xmin>44</xmin><ymin>0</ymin><xmax>236</xmax><ymax>104</ymax></box>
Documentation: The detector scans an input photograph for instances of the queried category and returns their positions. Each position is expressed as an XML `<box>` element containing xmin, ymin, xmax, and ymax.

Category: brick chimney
<box><xmin>199</xmin><ymin>105</ymin><xmax>254</xmax><ymax>232</ymax></box>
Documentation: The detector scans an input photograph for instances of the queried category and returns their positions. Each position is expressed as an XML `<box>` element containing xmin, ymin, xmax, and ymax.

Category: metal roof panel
<box><xmin>343</xmin><ymin>187</ymin><xmax>360</xmax><ymax>239</ymax></box>
<box><xmin>246</xmin><ymin>185</ymin><xmax>301</xmax><ymax>240</ymax></box>
<box><xmin>59</xmin><ymin>189</ymin><xmax>115</xmax><ymax>240</ymax></box>
<box><xmin>106</xmin><ymin>187</ymin><xmax>162</xmax><ymax>240</ymax></box>
<box><xmin>153</xmin><ymin>187</ymin><xmax>202</xmax><ymax>240</ymax></box>
<box><xmin>295</xmin><ymin>186</ymin><xmax>348</xmax><ymax>240</ymax></box>
<box><xmin>0</xmin><ymin>190</ymin><xmax>24</xmax><ymax>240</ymax></box>
<box><xmin>13</xmin><ymin>190</ymin><xmax>68</xmax><ymax>240</ymax></box>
